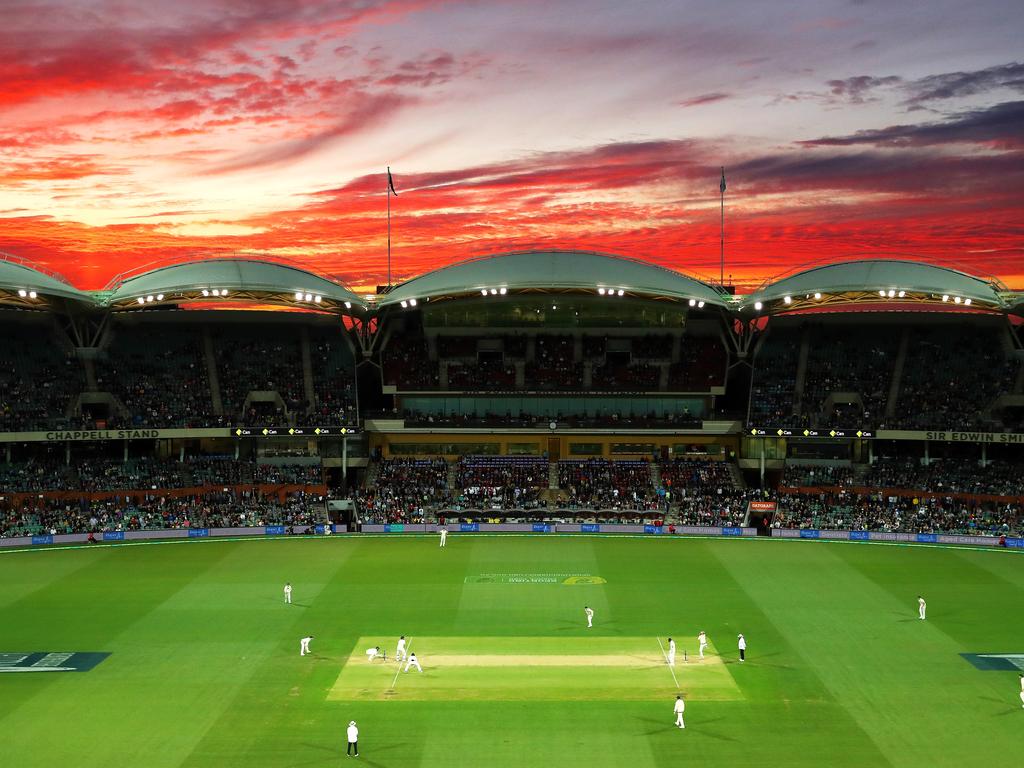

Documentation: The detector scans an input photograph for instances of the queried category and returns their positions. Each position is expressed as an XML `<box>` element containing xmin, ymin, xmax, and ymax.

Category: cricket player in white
<box><xmin>674</xmin><ymin>694</ymin><xmax>685</xmax><ymax>729</ymax></box>
<box><xmin>738</xmin><ymin>633</ymin><xmax>746</xmax><ymax>662</ymax></box>
<box><xmin>300</xmin><ymin>635</ymin><xmax>313</xmax><ymax>656</ymax></box>
<box><xmin>284</xmin><ymin>583</ymin><xmax>292</xmax><ymax>604</ymax></box>
<box><xmin>1019</xmin><ymin>674</ymin><xmax>1023</xmax><ymax>708</ymax></box>
<box><xmin>365</xmin><ymin>646</ymin><xmax>382</xmax><ymax>662</ymax></box>
<box><xmin>404</xmin><ymin>651</ymin><xmax>423</xmax><ymax>672</ymax></box>
<box><xmin>396</xmin><ymin>635</ymin><xmax>407</xmax><ymax>662</ymax></box>
<box><xmin>698</xmin><ymin>631</ymin><xmax>708</xmax><ymax>659</ymax></box>
<box><xmin>667</xmin><ymin>637</ymin><xmax>676</xmax><ymax>666</ymax></box>
<box><xmin>585</xmin><ymin>606</ymin><xmax>594</xmax><ymax>628</ymax></box>
<box><xmin>439</xmin><ymin>527</ymin><xmax>448</xmax><ymax>547</ymax></box>
<box><xmin>918</xmin><ymin>596</ymin><xmax>926</xmax><ymax>620</ymax></box>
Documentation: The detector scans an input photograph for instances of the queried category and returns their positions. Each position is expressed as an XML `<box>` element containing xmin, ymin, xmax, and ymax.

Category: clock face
<box><xmin>549</xmin><ymin>421</ymin><xmax>557</xmax><ymax>431</ymax></box>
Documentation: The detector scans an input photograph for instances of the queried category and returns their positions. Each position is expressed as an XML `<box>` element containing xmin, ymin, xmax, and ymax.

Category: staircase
<box><xmin>203</xmin><ymin>327</ymin><xmax>224</xmax><ymax>416</ymax></box>
<box><xmin>649</xmin><ymin>461</ymin><xmax>662</xmax><ymax>489</ymax></box>
<box><xmin>885</xmin><ymin>328</ymin><xmax>910</xmax><ymax>419</ymax></box>
<box><xmin>726</xmin><ymin>462</ymin><xmax>746</xmax><ymax>489</ymax></box>
<box><xmin>300</xmin><ymin>326</ymin><xmax>316</xmax><ymax>411</ymax></box>
<box><xmin>447</xmin><ymin>462</ymin><xmax>458</xmax><ymax>492</ymax></box>
<box><xmin>548</xmin><ymin>462</ymin><xmax>559</xmax><ymax>490</ymax></box>
<box><xmin>793</xmin><ymin>326</ymin><xmax>811</xmax><ymax>416</ymax></box>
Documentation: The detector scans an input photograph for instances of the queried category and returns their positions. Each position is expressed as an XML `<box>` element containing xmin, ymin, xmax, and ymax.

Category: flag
<box><xmin>720</xmin><ymin>167</ymin><xmax>726</xmax><ymax>194</ymax></box>
<box><xmin>387</xmin><ymin>167</ymin><xmax>398</xmax><ymax>196</ymax></box>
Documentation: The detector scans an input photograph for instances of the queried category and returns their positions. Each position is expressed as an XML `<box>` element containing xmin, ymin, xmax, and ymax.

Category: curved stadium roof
<box><xmin>378</xmin><ymin>250</ymin><xmax>729</xmax><ymax>308</ymax></box>
<box><xmin>105</xmin><ymin>258</ymin><xmax>365</xmax><ymax>312</ymax></box>
<box><xmin>744</xmin><ymin>259</ymin><xmax>1005</xmax><ymax>313</ymax></box>
<box><xmin>0</xmin><ymin>254</ymin><xmax>90</xmax><ymax>306</ymax></box>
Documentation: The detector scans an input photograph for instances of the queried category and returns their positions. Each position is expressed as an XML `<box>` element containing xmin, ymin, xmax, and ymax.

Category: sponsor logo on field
<box><xmin>961</xmin><ymin>653</ymin><xmax>1024</xmax><ymax>672</ymax></box>
<box><xmin>0</xmin><ymin>652</ymin><xmax>110</xmax><ymax>673</ymax></box>
<box><xmin>465</xmin><ymin>573</ymin><xmax>605</xmax><ymax>584</ymax></box>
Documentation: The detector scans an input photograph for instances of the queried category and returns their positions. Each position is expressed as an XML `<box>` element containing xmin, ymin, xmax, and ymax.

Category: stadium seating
<box><xmin>0</xmin><ymin>322</ymin><xmax>84</xmax><ymax>431</ymax></box>
<box><xmin>454</xmin><ymin>456</ymin><xmax>548</xmax><ymax>508</ymax></box>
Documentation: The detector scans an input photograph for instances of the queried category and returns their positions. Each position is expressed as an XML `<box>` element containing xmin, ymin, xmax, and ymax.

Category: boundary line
<box><xmin>656</xmin><ymin>636</ymin><xmax>681</xmax><ymax>690</ymax></box>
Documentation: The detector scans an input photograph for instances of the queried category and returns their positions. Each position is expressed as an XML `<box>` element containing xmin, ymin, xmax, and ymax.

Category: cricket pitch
<box><xmin>328</xmin><ymin>636</ymin><xmax>743</xmax><ymax>702</ymax></box>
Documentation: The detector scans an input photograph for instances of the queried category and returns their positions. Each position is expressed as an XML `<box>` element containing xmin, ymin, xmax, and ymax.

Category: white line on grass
<box><xmin>656</xmin><ymin>636</ymin><xmax>681</xmax><ymax>690</ymax></box>
<box><xmin>389</xmin><ymin>639</ymin><xmax>411</xmax><ymax>691</ymax></box>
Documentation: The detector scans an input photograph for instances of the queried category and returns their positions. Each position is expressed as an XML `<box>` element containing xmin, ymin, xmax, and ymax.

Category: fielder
<box><xmin>585</xmin><ymin>606</ymin><xmax>594</xmax><ymax>628</ymax></box>
<box><xmin>918</xmin><ymin>595</ymin><xmax>927</xmax><ymax>620</ymax></box>
<box><xmin>674</xmin><ymin>694</ymin><xmax>685</xmax><ymax>729</ymax></box>
<box><xmin>1019</xmin><ymin>674</ymin><xmax>1023</xmax><ymax>708</ymax></box>
<box><xmin>738</xmin><ymin>633</ymin><xmax>746</xmax><ymax>662</ymax></box>
<box><xmin>439</xmin><ymin>527</ymin><xmax>448</xmax><ymax>547</ymax></box>
<box><xmin>396</xmin><ymin>635</ymin><xmax>407</xmax><ymax>662</ymax></box>
<box><xmin>404</xmin><ymin>651</ymin><xmax>423</xmax><ymax>672</ymax></box>
<box><xmin>284</xmin><ymin>582</ymin><xmax>292</xmax><ymax>604</ymax></box>
<box><xmin>365</xmin><ymin>646</ymin><xmax>385</xmax><ymax>662</ymax></box>
<box><xmin>667</xmin><ymin>637</ymin><xmax>676</xmax><ymax>666</ymax></box>
<box><xmin>300</xmin><ymin>635</ymin><xmax>313</xmax><ymax>656</ymax></box>
<box><xmin>698</xmin><ymin>631</ymin><xmax>708</xmax><ymax>659</ymax></box>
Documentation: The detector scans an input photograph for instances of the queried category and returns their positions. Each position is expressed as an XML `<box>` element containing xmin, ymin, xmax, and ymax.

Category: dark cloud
<box><xmin>678</xmin><ymin>92</ymin><xmax>732</xmax><ymax>108</ymax></box>
<box><xmin>800</xmin><ymin>100</ymin><xmax>1024</xmax><ymax>148</ymax></box>
<box><xmin>826</xmin><ymin>75</ymin><xmax>901</xmax><ymax>104</ymax></box>
<box><xmin>904</xmin><ymin>61</ymin><xmax>1024</xmax><ymax>105</ymax></box>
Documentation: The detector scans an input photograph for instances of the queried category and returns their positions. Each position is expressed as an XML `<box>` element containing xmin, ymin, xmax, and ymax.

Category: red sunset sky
<box><xmin>1</xmin><ymin>0</ymin><xmax>1021</xmax><ymax>293</ymax></box>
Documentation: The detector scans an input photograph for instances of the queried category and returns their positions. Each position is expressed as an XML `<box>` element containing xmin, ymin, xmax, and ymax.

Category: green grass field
<box><xmin>2</xmin><ymin>534</ymin><xmax>1023</xmax><ymax>767</ymax></box>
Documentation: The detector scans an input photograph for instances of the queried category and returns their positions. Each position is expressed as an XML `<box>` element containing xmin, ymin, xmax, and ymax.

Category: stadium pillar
<box><xmin>981</xmin><ymin>442</ymin><xmax>987</xmax><ymax>467</ymax></box>
<box><xmin>342</xmin><ymin>437</ymin><xmax>349</xmax><ymax>482</ymax></box>
<box><xmin>65</xmin><ymin>442</ymin><xmax>71</xmax><ymax>466</ymax></box>
<box><xmin>123</xmin><ymin>441</ymin><xmax>129</xmax><ymax>462</ymax></box>
<box><xmin>759</xmin><ymin>438</ymin><xmax>766</xmax><ymax>487</ymax></box>
<box><xmin>924</xmin><ymin>441</ymin><xmax>930</xmax><ymax>466</ymax></box>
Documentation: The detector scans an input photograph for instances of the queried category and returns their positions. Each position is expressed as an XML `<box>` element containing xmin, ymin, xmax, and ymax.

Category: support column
<box><xmin>759</xmin><ymin>439</ymin><xmax>766</xmax><ymax>488</ymax></box>
<box><xmin>924</xmin><ymin>441</ymin><xmax>929</xmax><ymax>466</ymax></box>
<box><xmin>123</xmin><ymin>441</ymin><xmax>129</xmax><ymax>462</ymax></box>
<box><xmin>981</xmin><ymin>442</ymin><xmax>987</xmax><ymax>468</ymax></box>
<box><xmin>342</xmin><ymin>437</ymin><xmax>349</xmax><ymax>483</ymax></box>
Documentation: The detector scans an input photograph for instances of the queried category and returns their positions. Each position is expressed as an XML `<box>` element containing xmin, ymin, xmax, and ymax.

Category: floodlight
<box><xmin>941</xmin><ymin>295</ymin><xmax>949</xmax><ymax>302</ymax></box>
<box><xmin>409</xmin><ymin>298</ymin><xmax>417</xmax><ymax>306</ymax></box>
<box><xmin>400</xmin><ymin>300</ymin><xmax>408</xmax><ymax>308</ymax></box>
<box><xmin>698</xmin><ymin>300</ymin><xmax>705</xmax><ymax>308</ymax></box>
<box><xmin>295</xmin><ymin>291</ymin><xmax>303</xmax><ymax>300</ymax></box>
<box><xmin>783</xmin><ymin>296</ymin><xmax>792</xmax><ymax>304</ymax></box>
<box><xmin>688</xmin><ymin>298</ymin><xmax>696</xmax><ymax>307</ymax></box>
<box><xmin>28</xmin><ymin>291</ymin><xmax>37</xmax><ymax>299</ymax></box>
<box><xmin>499</xmin><ymin>287</ymin><xmax>507</xmax><ymax>295</ymax></box>
<box><xmin>754</xmin><ymin>301</ymin><xmax>763</xmax><ymax>311</ymax></box>
<box><xmin>964</xmin><ymin>298</ymin><xmax>972</xmax><ymax>305</ymax></box>
<box><xmin>481</xmin><ymin>289</ymin><xmax>488</xmax><ymax>296</ymax></box>
<box><xmin>878</xmin><ymin>290</ymin><xmax>886</xmax><ymax>297</ymax></box>
<box><xmin>304</xmin><ymin>293</ymin><xmax>312</xmax><ymax>301</ymax></box>
<box><xmin>344</xmin><ymin>301</ymin><xmax>352</xmax><ymax>309</ymax></box>
<box><xmin>954</xmin><ymin>296</ymin><xmax>962</xmax><ymax>304</ymax></box>
<box><xmin>221</xmin><ymin>290</ymin><xmax>228</xmax><ymax>297</ymax></box>
<box><xmin>137</xmin><ymin>297</ymin><xmax>146</xmax><ymax>304</ymax></box>
<box><xmin>202</xmin><ymin>289</ymin><xmax>209</xmax><ymax>296</ymax></box>
<box><xmin>898</xmin><ymin>290</ymin><xmax>905</xmax><ymax>298</ymax></box>
<box><xmin>146</xmin><ymin>295</ymin><xmax>154</xmax><ymax>302</ymax></box>
<box><xmin>813</xmin><ymin>292</ymin><xmax>821</xmax><ymax>300</ymax></box>
<box><xmin>598</xmin><ymin>287</ymin><xmax>606</xmax><ymax>295</ymax></box>
<box><xmin>887</xmin><ymin>289</ymin><xmax>895</xmax><ymax>298</ymax></box>
<box><xmin>156</xmin><ymin>294</ymin><xmax>164</xmax><ymax>301</ymax></box>
<box><xmin>17</xmin><ymin>289</ymin><xmax>27</xmax><ymax>297</ymax></box>
<box><xmin>314</xmin><ymin>295</ymin><xmax>322</xmax><ymax>303</ymax></box>
<box><xmin>617</xmin><ymin>289</ymin><xmax>624</xmax><ymax>296</ymax></box>
<box><xmin>489</xmin><ymin>288</ymin><xmax>497</xmax><ymax>295</ymax></box>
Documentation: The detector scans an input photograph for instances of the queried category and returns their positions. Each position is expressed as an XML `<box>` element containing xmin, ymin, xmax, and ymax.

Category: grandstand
<box><xmin>1</xmin><ymin>250</ymin><xmax>1023</xmax><ymax>542</ymax></box>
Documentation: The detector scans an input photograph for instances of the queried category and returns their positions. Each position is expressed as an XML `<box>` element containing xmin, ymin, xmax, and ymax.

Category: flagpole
<box><xmin>387</xmin><ymin>166</ymin><xmax>392</xmax><ymax>289</ymax></box>
<box><xmin>720</xmin><ymin>166</ymin><xmax>725</xmax><ymax>287</ymax></box>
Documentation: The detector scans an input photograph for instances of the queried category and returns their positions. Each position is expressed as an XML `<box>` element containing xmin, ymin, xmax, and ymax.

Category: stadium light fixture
<box><xmin>598</xmin><ymin>287</ymin><xmax>606</xmax><ymax>295</ymax></box>
<box><xmin>295</xmin><ymin>291</ymin><xmax>303</xmax><ymax>301</ymax></box>
<box><xmin>137</xmin><ymin>297</ymin><xmax>146</xmax><ymax>304</ymax></box>
<box><xmin>156</xmin><ymin>294</ymin><xmax>164</xmax><ymax>301</ymax></box>
<box><xmin>813</xmin><ymin>292</ymin><xmax>822</xmax><ymax>300</ymax></box>
<box><xmin>17</xmin><ymin>289</ymin><xmax>27</xmax><ymax>297</ymax></box>
<box><xmin>887</xmin><ymin>289</ymin><xmax>895</xmax><ymax>298</ymax></box>
<box><xmin>221</xmin><ymin>290</ymin><xmax>229</xmax><ymax>297</ymax></box>
<box><xmin>954</xmin><ymin>296</ymin><xmax>962</xmax><ymax>304</ymax></box>
<box><xmin>146</xmin><ymin>295</ymin><xmax>154</xmax><ymax>302</ymax></box>
<box><xmin>29</xmin><ymin>290</ymin><xmax>37</xmax><ymax>299</ymax></box>
<box><xmin>698</xmin><ymin>300</ymin><xmax>705</xmax><ymax>308</ymax></box>
<box><xmin>489</xmin><ymin>288</ymin><xmax>497</xmax><ymax>295</ymax></box>
<box><xmin>688</xmin><ymin>298</ymin><xmax>696</xmax><ymax>307</ymax></box>
<box><xmin>964</xmin><ymin>298</ymin><xmax>972</xmax><ymax>305</ymax></box>
<box><xmin>480</xmin><ymin>289</ymin><xmax>488</xmax><ymax>296</ymax></box>
<box><xmin>409</xmin><ymin>298</ymin><xmax>417</xmax><ymax>306</ymax></box>
<box><xmin>754</xmin><ymin>301</ymin><xmax>763</xmax><ymax>311</ymax></box>
<box><xmin>202</xmin><ymin>289</ymin><xmax>209</xmax><ymax>296</ymax></box>
<box><xmin>942</xmin><ymin>294</ymin><xmax>949</xmax><ymax>302</ymax></box>
<box><xmin>314</xmin><ymin>295</ymin><xmax>322</xmax><ymax>303</ymax></box>
<box><xmin>878</xmin><ymin>290</ymin><xmax>886</xmax><ymax>297</ymax></box>
<box><xmin>344</xmin><ymin>301</ymin><xmax>352</xmax><ymax>309</ymax></box>
<box><xmin>617</xmin><ymin>289</ymin><xmax>624</xmax><ymax>296</ymax></box>
<box><xmin>304</xmin><ymin>293</ymin><xmax>312</xmax><ymax>301</ymax></box>
<box><xmin>499</xmin><ymin>287</ymin><xmax>507</xmax><ymax>295</ymax></box>
<box><xmin>783</xmin><ymin>295</ymin><xmax>792</xmax><ymax>304</ymax></box>
<box><xmin>400</xmin><ymin>300</ymin><xmax>408</xmax><ymax>308</ymax></box>
<box><xmin>898</xmin><ymin>290</ymin><xmax>905</xmax><ymax>298</ymax></box>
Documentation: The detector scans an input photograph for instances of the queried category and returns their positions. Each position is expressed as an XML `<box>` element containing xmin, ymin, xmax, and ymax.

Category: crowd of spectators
<box><xmin>557</xmin><ymin>459</ymin><xmax>658</xmax><ymax>509</ymax></box>
<box><xmin>0</xmin><ymin>456</ymin><xmax>325</xmax><ymax>493</ymax></box>
<box><xmin>382</xmin><ymin>335</ymin><xmax>438</xmax><ymax>390</ymax></box>
<box><xmin>1</xmin><ymin>489</ymin><xmax>326</xmax><ymax>538</ymax></box>
<box><xmin>97</xmin><ymin>325</ymin><xmax>218</xmax><ymax>428</ymax></box>
<box><xmin>527</xmin><ymin>335</ymin><xmax>581</xmax><ymax>390</ymax></box>
<box><xmin>399</xmin><ymin>409</ymin><xmax>700</xmax><ymax>429</ymax></box>
<box><xmin>454</xmin><ymin>456</ymin><xmax>547</xmax><ymax>508</ymax></box>
<box><xmin>356</xmin><ymin>458</ymin><xmax>451</xmax><ymax>523</ymax></box>
<box><xmin>862</xmin><ymin>457</ymin><xmax>1024</xmax><ymax>497</ymax></box>
<box><xmin>668</xmin><ymin>337</ymin><xmax>727</xmax><ymax>392</ymax></box>
<box><xmin>771</xmin><ymin>491</ymin><xmax>1022</xmax><ymax>536</ymax></box>
<box><xmin>214</xmin><ymin>327</ymin><xmax>307</xmax><ymax>421</ymax></box>
<box><xmin>0</xmin><ymin>323</ymin><xmax>84</xmax><ymax>431</ymax></box>
<box><xmin>748</xmin><ymin>330</ymin><xmax>800</xmax><ymax>424</ymax></box>
<box><xmin>886</xmin><ymin>326</ymin><xmax>1019</xmax><ymax>430</ymax></box>
<box><xmin>309</xmin><ymin>331</ymin><xmax>358</xmax><ymax>426</ymax></box>
<box><xmin>781</xmin><ymin>464</ymin><xmax>857</xmax><ymax>488</ymax></box>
